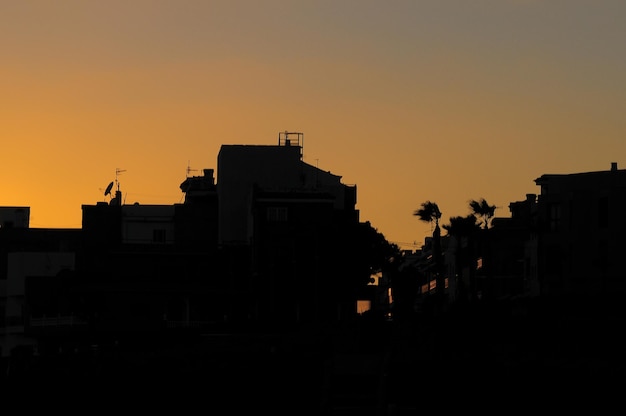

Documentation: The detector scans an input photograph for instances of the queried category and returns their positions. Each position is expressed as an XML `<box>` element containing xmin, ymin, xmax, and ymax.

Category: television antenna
<box><xmin>115</xmin><ymin>168</ymin><xmax>126</xmax><ymax>192</ymax></box>
<box><xmin>186</xmin><ymin>160</ymin><xmax>198</xmax><ymax>177</ymax></box>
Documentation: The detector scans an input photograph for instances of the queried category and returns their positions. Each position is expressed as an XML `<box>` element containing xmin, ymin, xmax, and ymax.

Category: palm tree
<box><xmin>443</xmin><ymin>215</ymin><xmax>480</xmax><ymax>303</ymax></box>
<box><xmin>413</xmin><ymin>201</ymin><xmax>444</xmax><ymax>299</ymax></box>
<box><xmin>414</xmin><ymin>200</ymin><xmax>442</xmax><ymax>229</ymax></box>
<box><xmin>469</xmin><ymin>198</ymin><xmax>496</xmax><ymax>299</ymax></box>
<box><xmin>469</xmin><ymin>198</ymin><xmax>496</xmax><ymax>230</ymax></box>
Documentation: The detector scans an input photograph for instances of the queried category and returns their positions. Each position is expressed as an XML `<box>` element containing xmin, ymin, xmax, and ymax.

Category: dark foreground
<box><xmin>2</xmin><ymin>298</ymin><xmax>624</xmax><ymax>413</ymax></box>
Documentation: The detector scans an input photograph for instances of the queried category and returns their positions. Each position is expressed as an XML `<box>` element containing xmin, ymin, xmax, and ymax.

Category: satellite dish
<box><xmin>104</xmin><ymin>181</ymin><xmax>114</xmax><ymax>196</ymax></box>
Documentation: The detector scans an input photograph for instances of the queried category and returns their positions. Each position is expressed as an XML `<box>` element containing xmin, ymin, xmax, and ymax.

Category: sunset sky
<box><xmin>2</xmin><ymin>0</ymin><xmax>625</xmax><ymax>250</ymax></box>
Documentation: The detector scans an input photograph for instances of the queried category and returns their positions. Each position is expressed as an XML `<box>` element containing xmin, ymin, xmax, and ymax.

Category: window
<box><xmin>153</xmin><ymin>229</ymin><xmax>166</xmax><ymax>243</ymax></box>
<box><xmin>357</xmin><ymin>300</ymin><xmax>371</xmax><ymax>314</ymax></box>
<box><xmin>267</xmin><ymin>207</ymin><xmax>288</xmax><ymax>222</ymax></box>
<box><xmin>548</xmin><ymin>203</ymin><xmax>561</xmax><ymax>231</ymax></box>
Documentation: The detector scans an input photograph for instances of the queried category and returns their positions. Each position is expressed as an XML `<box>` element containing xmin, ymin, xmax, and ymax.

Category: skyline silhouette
<box><xmin>2</xmin><ymin>1</ymin><xmax>626</xmax><ymax>252</ymax></box>
<box><xmin>2</xmin><ymin>138</ymin><xmax>625</xmax><ymax>413</ymax></box>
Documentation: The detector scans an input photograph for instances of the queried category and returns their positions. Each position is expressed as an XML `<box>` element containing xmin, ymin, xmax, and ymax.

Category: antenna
<box><xmin>186</xmin><ymin>160</ymin><xmax>198</xmax><ymax>177</ymax></box>
<box><xmin>115</xmin><ymin>168</ymin><xmax>126</xmax><ymax>192</ymax></box>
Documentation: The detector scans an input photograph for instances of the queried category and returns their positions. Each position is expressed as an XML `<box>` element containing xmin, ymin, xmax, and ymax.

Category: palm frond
<box><xmin>413</xmin><ymin>200</ymin><xmax>441</xmax><ymax>224</ymax></box>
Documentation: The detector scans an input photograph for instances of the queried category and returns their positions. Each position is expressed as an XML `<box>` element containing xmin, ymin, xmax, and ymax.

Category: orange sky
<box><xmin>2</xmin><ymin>1</ymin><xmax>625</xmax><ymax>250</ymax></box>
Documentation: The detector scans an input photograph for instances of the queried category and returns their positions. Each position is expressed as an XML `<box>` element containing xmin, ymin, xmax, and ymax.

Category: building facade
<box><xmin>1</xmin><ymin>133</ymin><xmax>373</xmax><ymax>363</ymax></box>
<box><xmin>533</xmin><ymin>162</ymin><xmax>626</xmax><ymax>299</ymax></box>
<box><xmin>217</xmin><ymin>132</ymin><xmax>365</xmax><ymax>325</ymax></box>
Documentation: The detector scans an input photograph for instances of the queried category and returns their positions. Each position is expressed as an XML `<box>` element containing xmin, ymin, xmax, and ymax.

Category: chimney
<box><xmin>611</xmin><ymin>162</ymin><xmax>618</xmax><ymax>171</ymax></box>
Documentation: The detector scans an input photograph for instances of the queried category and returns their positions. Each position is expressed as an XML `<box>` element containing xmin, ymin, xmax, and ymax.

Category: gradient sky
<box><xmin>2</xmin><ymin>0</ymin><xmax>625</xmax><ymax>250</ymax></box>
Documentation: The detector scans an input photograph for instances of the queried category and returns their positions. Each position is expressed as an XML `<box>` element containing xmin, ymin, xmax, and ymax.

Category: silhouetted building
<box><xmin>533</xmin><ymin>162</ymin><xmax>626</xmax><ymax>299</ymax></box>
<box><xmin>473</xmin><ymin>163</ymin><xmax>626</xmax><ymax>304</ymax></box>
<box><xmin>481</xmin><ymin>193</ymin><xmax>537</xmax><ymax>300</ymax></box>
<box><xmin>78</xmin><ymin>167</ymin><xmax>222</xmax><ymax>336</ymax></box>
<box><xmin>0</xmin><ymin>224</ymin><xmax>81</xmax><ymax>360</ymax></box>
<box><xmin>415</xmin><ymin>163</ymin><xmax>626</xmax><ymax>311</ymax></box>
<box><xmin>217</xmin><ymin>132</ymin><xmax>365</xmax><ymax>325</ymax></box>
<box><xmin>0</xmin><ymin>131</ymin><xmax>368</xmax><ymax>360</ymax></box>
<box><xmin>0</xmin><ymin>207</ymin><xmax>29</xmax><ymax>229</ymax></box>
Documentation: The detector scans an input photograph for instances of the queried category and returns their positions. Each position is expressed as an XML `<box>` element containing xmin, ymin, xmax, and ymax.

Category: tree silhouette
<box><xmin>356</xmin><ymin>222</ymin><xmax>401</xmax><ymax>322</ymax></box>
<box><xmin>413</xmin><ymin>201</ymin><xmax>445</xmax><ymax>300</ymax></box>
<box><xmin>358</xmin><ymin>221</ymin><xmax>401</xmax><ymax>277</ymax></box>
<box><xmin>469</xmin><ymin>198</ymin><xmax>496</xmax><ymax>230</ymax></box>
<box><xmin>333</xmin><ymin>220</ymin><xmax>401</xmax><ymax>323</ymax></box>
<box><xmin>469</xmin><ymin>198</ymin><xmax>496</xmax><ymax>299</ymax></box>
<box><xmin>414</xmin><ymin>201</ymin><xmax>442</xmax><ymax>229</ymax></box>
<box><xmin>443</xmin><ymin>215</ymin><xmax>480</xmax><ymax>303</ymax></box>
